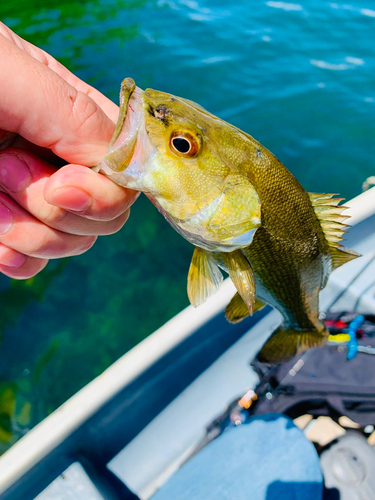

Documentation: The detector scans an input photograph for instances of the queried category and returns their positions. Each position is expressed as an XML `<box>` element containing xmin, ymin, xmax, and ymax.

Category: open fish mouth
<box><xmin>96</xmin><ymin>84</ymin><xmax>155</xmax><ymax>190</ymax></box>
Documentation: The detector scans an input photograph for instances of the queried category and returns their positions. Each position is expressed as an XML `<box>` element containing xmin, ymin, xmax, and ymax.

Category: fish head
<box><xmin>99</xmin><ymin>82</ymin><xmax>261</xmax><ymax>252</ymax></box>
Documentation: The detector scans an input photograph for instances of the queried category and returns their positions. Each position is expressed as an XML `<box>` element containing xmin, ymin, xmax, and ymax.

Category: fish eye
<box><xmin>172</xmin><ymin>137</ymin><xmax>190</xmax><ymax>153</ymax></box>
<box><xmin>170</xmin><ymin>130</ymin><xmax>201</xmax><ymax>158</ymax></box>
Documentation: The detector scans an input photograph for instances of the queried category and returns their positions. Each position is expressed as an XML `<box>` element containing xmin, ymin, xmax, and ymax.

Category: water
<box><xmin>0</xmin><ymin>0</ymin><xmax>374</xmax><ymax>452</ymax></box>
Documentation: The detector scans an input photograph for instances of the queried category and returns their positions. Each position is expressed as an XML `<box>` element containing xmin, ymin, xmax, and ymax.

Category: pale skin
<box><xmin>0</xmin><ymin>22</ymin><xmax>138</xmax><ymax>279</ymax></box>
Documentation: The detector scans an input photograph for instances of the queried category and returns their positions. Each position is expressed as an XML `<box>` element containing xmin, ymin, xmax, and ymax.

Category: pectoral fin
<box><xmin>187</xmin><ymin>247</ymin><xmax>223</xmax><ymax>307</ymax></box>
<box><xmin>225</xmin><ymin>293</ymin><xmax>265</xmax><ymax>323</ymax></box>
<box><xmin>257</xmin><ymin>327</ymin><xmax>328</xmax><ymax>365</ymax></box>
<box><xmin>221</xmin><ymin>250</ymin><xmax>256</xmax><ymax>314</ymax></box>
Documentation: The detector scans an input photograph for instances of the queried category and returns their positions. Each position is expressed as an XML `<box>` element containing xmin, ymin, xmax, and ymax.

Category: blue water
<box><xmin>0</xmin><ymin>0</ymin><xmax>374</xmax><ymax>451</ymax></box>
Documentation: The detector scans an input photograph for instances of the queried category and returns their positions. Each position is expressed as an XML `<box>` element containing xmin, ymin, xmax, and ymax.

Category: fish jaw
<box><xmin>97</xmin><ymin>86</ymin><xmax>157</xmax><ymax>190</ymax></box>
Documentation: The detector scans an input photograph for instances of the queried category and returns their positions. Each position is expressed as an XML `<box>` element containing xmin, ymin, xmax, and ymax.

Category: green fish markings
<box><xmin>96</xmin><ymin>78</ymin><xmax>359</xmax><ymax>363</ymax></box>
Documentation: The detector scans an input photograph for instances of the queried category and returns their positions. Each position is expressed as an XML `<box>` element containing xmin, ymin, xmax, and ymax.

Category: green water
<box><xmin>0</xmin><ymin>0</ymin><xmax>374</xmax><ymax>451</ymax></box>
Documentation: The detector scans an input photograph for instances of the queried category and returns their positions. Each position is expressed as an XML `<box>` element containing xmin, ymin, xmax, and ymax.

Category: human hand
<box><xmin>0</xmin><ymin>23</ymin><xmax>138</xmax><ymax>279</ymax></box>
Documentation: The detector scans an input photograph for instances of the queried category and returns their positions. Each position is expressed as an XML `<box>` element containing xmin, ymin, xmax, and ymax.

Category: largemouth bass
<box><xmin>96</xmin><ymin>78</ymin><xmax>359</xmax><ymax>363</ymax></box>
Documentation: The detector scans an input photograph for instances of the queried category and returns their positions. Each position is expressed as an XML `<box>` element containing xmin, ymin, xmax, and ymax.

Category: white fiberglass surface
<box><xmin>35</xmin><ymin>463</ymin><xmax>104</xmax><ymax>500</ymax></box>
<box><xmin>320</xmin><ymin>232</ymin><xmax>375</xmax><ymax>313</ymax></box>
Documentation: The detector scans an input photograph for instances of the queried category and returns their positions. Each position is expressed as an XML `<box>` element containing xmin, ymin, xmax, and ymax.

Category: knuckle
<box><xmin>91</xmin><ymin>199</ymin><xmax>133</xmax><ymax>222</ymax></box>
<box><xmin>77</xmin><ymin>235</ymin><xmax>97</xmax><ymax>254</ymax></box>
<box><xmin>31</xmin><ymin>230</ymin><xmax>58</xmax><ymax>257</ymax></box>
<box><xmin>0</xmin><ymin>257</ymin><xmax>48</xmax><ymax>280</ymax></box>
<box><xmin>40</xmin><ymin>203</ymin><xmax>69</xmax><ymax>226</ymax></box>
<box><xmin>107</xmin><ymin>209</ymin><xmax>130</xmax><ymax>234</ymax></box>
<box><xmin>70</xmin><ymin>91</ymin><xmax>99</xmax><ymax>135</ymax></box>
<box><xmin>31</xmin><ymin>232</ymin><xmax>96</xmax><ymax>258</ymax></box>
<box><xmin>67</xmin><ymin>235</ymin><xmax>97</xmax><ymax>256</ymax></box>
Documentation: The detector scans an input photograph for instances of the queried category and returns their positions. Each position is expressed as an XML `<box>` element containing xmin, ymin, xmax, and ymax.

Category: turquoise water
<box><xmin>0</xmin><ymin>0</ymin><xmax>374</xmax><ymax>451</ymax></box>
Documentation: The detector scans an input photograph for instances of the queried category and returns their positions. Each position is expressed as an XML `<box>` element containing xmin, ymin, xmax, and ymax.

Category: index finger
<box><xmin>0</xmin><ymin>22</ymin><xmax>118</xmax><ymax>122</ymax></box>
<box><xmin>0</xmin><ymin>33</ymin><xmax>115</xmax><ymax>166</ymax></box>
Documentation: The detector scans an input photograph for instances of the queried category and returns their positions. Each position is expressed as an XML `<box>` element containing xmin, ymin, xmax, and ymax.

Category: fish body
<box><xmin>97</xmin><ymin>78</ymin><xmax>359</xmax><ymax>363</ymax></box>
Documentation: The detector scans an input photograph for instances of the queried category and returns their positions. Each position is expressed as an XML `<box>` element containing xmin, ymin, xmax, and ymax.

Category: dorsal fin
<box><xmin>330</xmin><ymin>245</ymin><xmax>360</xmax><ymax>271</ymax></box>
<box><xmin>309</xmin><ymin>193</ymin><xmax>360</xmax><ymax>268</ymax></box>
<box><xmin>187</xmin><ymin>247</ymin><xmax>223</xmax><ymax>307</ymax></box>
<box><xmin>309</xmin><ymin>193</ymin><xmax>347</xmax><ymax>246</ymax></box>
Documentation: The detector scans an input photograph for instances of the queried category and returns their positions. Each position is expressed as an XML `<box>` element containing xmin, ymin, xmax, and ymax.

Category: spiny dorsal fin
<box><xmin>225</xmin><ymin>292</ymin><xmax>265</xmax><ymax>323</ymax></box>
<box><xmin>257</xmin><ymin>327</ymin><xmax>328</xmax><ymax>364</ymax></box>
<box><xmin>221</xmin><ymin>250</ymin><xmax>256</xmax><ymax>314</ymax></box>
<box><xmin>187</xmin><ymin>247</ymin><xmax>223</xmax><ymax>307</ymax></box>
<box><xmin>309</xmin><ymin>193</ymin><xmax>360</xmax><ymax>268</ymax></box>
<box><xmin>309</xmin><ymin>193</ymin><xmax>348</xmax><ymax>246</ymax></box>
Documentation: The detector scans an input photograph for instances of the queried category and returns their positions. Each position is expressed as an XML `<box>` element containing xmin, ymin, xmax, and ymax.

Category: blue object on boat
<box><xmin>346</xmin><ymin>315</ymin><xmax>365</xmax><ymax>360</ymax></box>
<box><xmin>151</xmin><ymin>414</ymin><xmax>323</xmax><ymax>500</ymax></box>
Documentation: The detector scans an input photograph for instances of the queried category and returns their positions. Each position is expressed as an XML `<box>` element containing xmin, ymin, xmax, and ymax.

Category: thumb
<box><xmin>0</xmin><ymin>33</ymin><xmax>115</xmax><ymax>166</ymax></box>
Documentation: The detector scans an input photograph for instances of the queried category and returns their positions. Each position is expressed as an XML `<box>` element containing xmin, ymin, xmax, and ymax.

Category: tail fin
<box><xmin>257</xmin><ymin>327</ymin><xmax>328</xmax><ymax>365</ymax></box>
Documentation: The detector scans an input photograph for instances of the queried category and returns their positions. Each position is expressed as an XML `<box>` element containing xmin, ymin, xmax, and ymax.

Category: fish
<box><xmin>95</xmin><ymin>77</ymin><xmax>359</xmax><ymax>364</ymax></box>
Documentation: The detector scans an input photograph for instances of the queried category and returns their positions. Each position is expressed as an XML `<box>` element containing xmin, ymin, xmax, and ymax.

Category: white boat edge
<box><xmin>0</xmin><ymin>186</ymin><xmax>374</xmax><ymax>494</ymax></box>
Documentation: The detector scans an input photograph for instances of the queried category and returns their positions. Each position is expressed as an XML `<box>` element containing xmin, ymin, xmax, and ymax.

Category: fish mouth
<box><xmin>97</xmin><ymin>85</ymin><xmax>155</xmax><ymax>189</ymax></box>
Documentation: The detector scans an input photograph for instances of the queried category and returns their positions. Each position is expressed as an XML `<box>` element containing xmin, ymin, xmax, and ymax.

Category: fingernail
<box><xmin>46</xmin><ymin>187</ymin><xmax>92</xmax><ymax>212</ymax></box>
<box><xmin>0</xmin><ymin>155</ymin><xmax>31</xmax><ymax>192</ymax></box>
<box><xmin>0</xmin><ymin>201</ymin><xmax>12</xmax><ymax>234</ymax></box>
<box><xmin>0</xmin><ymin>248</ymin><xmax>25</xmax><ymax>268</ymax></box>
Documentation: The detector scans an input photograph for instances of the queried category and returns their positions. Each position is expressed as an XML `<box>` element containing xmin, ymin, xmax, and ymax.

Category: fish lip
<box><xmin>97</xmin><ymin>85</ymin><xmax>159</xmax><ymax>191</ymax></box>
<box><xmin>110</xmin><ymin>86</ymin><xmax>144</xmax><ymax>152</ymax></box>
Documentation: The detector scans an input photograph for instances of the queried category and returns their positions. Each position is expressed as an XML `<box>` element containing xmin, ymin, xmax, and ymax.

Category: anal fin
<box><xmin>221</xmin><ymin>250</ymin><xmax>256</xmax><ymax>314</ymax></box>
<box><xmin>187</xmin><ymin>247</ymin><xmax>223</xmax><ymax>307</ymax></box>
<box><xmin>257</xmin><ymin>327</ymin><xmax>328</xmax><ymax>365</ymax></box>
<box><xmin>225</xmin><ymin>293</ymin><xmax>265</xmax><ymax>323</ymax></box>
